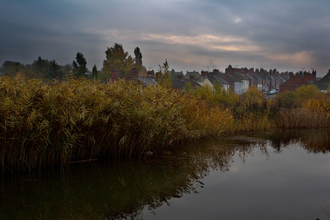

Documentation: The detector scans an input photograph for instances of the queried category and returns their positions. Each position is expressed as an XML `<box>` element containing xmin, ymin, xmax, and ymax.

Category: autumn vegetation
<box><xmin>0</xmin><ymin>72</ymin><xmax>329</xmax><ymax>171</ymax></box>
<box><xmin>0</xmin><ymin>76</ymin><xmax>233</xmax><ymax>170</ymax></box>
<box><xmin>1</xmin><ymin>43</ymin><xmax>329</xmax><ymax>171</ymax></box>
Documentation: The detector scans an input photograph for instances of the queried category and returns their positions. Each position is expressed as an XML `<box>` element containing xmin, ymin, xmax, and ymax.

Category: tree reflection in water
<box><xmin>0</xmin><ymin>129</ymin><xmax>329</xmax><ymax>219</ymax></box>
<box><xmin>259</xmin><ymin>128</ymin><xmax>330</xmax><ymax>153</ymax></box>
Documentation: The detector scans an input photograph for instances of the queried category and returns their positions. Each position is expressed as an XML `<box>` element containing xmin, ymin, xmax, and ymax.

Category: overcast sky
<box><xmin>1</xmin><ymin>0</ymin><xmax>329</xmax><ymax>76</ymax></box>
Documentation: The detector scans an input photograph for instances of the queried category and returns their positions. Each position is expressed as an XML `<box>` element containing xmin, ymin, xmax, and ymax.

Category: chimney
<box><xmin>213</xmin><ymin>69</ymin><xmax>220</xmax><ymax>75</ymax></box>
<box><xmin>249</xmin><ymin>68</ymin><xmax>254</xmax><ymax>75</ymax></box>
<box><xmin>312</xmin><ymin>70</ymin><xmax>316</xmax><ymax>82</ymax></box>
<box><xmin>201</xmin><ymin>70</ymin><xmax>208</xmax><ymax>77</ymax></box>
<box><xmin>111</xmin><ymin>70</ymin><xmax>120</xmax><ymax>82</ymax></box>
<box><xmin>303</xmin><ymin>72</ymin><xmax>309</xmax><ymax>83</ymax></box>
<box><xmin>289</xmin><ymin>72</ymin><xmax>294</xmax><ymax>79</ymax></box>
<box><xmin>147</xmin><ymin>70</ymin><xmax>154</xmax><ymax>79</ymax></box>
<box><xmin>130</xmin><ymin>68</ymin><xmax>139</xmax><ymax>78</ymax></box>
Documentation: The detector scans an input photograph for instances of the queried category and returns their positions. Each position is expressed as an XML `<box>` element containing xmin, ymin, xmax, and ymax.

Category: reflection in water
<box><xmin>0</xmin><ymin>159</ymin><xmax>202</xmax><ymax>219</ymax></box>
<box><xmin>259</xmin><ymin>128</ymin><xmax>330</xmax><ymax>153</ymax></box>
<box><xmin>0</xmin><ymin>129</ymin><xmax>330</xmax><ymax>219</ymax></box>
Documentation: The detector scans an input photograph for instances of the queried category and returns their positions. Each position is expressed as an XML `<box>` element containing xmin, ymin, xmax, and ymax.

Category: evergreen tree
<box><xmin>32</xmin><ymin>57</ymin><xmax>49</xmax><ymax>78</ymax></box>
<box><xmin>134</xmin><ymin>47</ymin><xmax>142</xmax><ymax>71</ymax></box>
<box><xmin>32</xmin><ymin>57</ymin><xmax>64</xmax><ymax>80</ymax></box>
<box><xmin>72</xmin><ymin>52</ymin><xmax>87</xmax><ymax>77</ymax></box>
<box><xmin>92</xmin><ymin>64</ymin><xmax>98</xmax><ymax>79</ymax></box>
<box><xmin>48</xmin><ymin>60</ymin><xmax>63</xmax><ymax>80</ymax></box>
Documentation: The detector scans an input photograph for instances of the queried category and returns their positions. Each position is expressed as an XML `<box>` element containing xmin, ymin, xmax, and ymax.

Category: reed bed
<box><xmin>274</xmin><ymin>92</ymin><xmax>330</xmax><ymax>129</ymax></box>
<box><xmin>0</xmin><ymin>77</ymin><xmax>232</xmax><ymax>170</ymax></box>
<box><xmin>1</xmin><ymin>75</ymin><xmax>329</xmax><ymax>171</ymax></box>
<box><xmin>234</xmin><ymin>112</ymin><xmax>271</xmax><ymax>132</ymax></box>
<box><xmin>275</xmin><ymin>108</ymin><xmax>329</xmax><ymax>129</ymax></box>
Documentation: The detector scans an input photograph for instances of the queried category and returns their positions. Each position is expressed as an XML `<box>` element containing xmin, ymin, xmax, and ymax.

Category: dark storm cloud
<box><xmin>1</xmin><ymin>0</ymin><xmax>329</xmax><ymax>75</ymax></box>
<box><xmin>0</xmin><ymin>0</ymin><xmax>108</xmax><ymax>68</ymax></box>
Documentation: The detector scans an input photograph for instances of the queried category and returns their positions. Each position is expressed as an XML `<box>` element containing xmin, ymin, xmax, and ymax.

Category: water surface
<box><xmin>1</xmin><ymin>129</ymin><xmax>330</xmax><ymax>219</ymax></box>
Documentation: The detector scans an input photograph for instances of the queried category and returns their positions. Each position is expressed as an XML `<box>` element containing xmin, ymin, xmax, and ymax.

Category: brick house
<box><xmin>279</xmin><ymin>71</ymin><xmax>317</xmax><ymax>93</ymax></box>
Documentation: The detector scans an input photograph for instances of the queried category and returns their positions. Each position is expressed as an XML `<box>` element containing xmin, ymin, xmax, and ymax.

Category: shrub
<box><xmin>294</xmin><ymin>85</ymin><xmax>319</xmax><ymax>100</ymax></box>
<box><xmin>272</xmin><ymin>91</ymin><xmax>297</xmax><ymax>109</ymax></box>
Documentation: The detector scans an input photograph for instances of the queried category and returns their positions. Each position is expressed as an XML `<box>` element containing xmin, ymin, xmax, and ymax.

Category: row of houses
<box><xmin>110</xmin><ymin>66</ymin><xmax>330</xmax><ymax>95</ymax></box>
<box><xmin>222</xmin><ymin>66</ymin><xmax>330</xmax><ymax>93</ymax></box>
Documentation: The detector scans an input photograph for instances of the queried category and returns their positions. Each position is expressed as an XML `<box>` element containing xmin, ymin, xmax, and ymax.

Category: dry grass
<box><xmin>275</xmin><ymin>93</ymin><xmax>330</xmax><ymax>129</ymax></box>
<box><xmin>275</xmin><ymin>108</ymin><xmax>329</xmax><ymax>129</ymax></box>
<box><xmin>0</xmin><ymin>77</ymin><xmax>232</xmax><ymax>170</ymax></box>
<box><xmin>1</xmin><ymin>75</ymin><xmax>329</xmax><ymax>171</ymax></box>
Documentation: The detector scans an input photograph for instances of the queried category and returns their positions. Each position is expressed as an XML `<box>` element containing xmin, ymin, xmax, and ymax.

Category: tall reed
<box><xmin>275</xmin><ymin>92</ymin><xmax>330</xmax><ymax>129</ymax></box>
<box><xmin>275</xmin><ymin>108</ymin><xmax>329</xmax><ymax>128</ymax></box>
<box><xmin>0</xmin><ymin>77</ymin><xmax>232</xmax><ymax>170</ymax></box>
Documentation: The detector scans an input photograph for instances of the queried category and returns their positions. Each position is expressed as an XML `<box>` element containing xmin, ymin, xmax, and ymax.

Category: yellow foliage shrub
<box><xmin>302</xmin><ymin>93</ymin><xmax>330</xmax><ymax>119</ymax></box>
<box><xmin>294</xmin><ymin>85</ymin><xmax>319</xmax><ymax>100</ymax></box>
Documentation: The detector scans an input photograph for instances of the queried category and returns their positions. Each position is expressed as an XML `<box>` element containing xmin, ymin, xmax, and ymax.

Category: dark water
<box><xmin>1</xmin><ymin>129</ymin><xmax>330</xmax><ymax>220</ymax></box>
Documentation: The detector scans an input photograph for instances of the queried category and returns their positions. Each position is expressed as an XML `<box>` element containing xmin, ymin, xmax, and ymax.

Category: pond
<box><xmin>1</xmin><ymin>129</ymin><xmax>330</xmax><ymax>220</ymax></box>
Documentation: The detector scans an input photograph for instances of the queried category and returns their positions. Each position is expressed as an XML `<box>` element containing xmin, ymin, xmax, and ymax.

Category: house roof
<box><xmin>212</xmin><ymin>74</ymin><xmax>229</xmax><ymax>85</ymax></box>
<box><xmin>219</xmin><ymin>74</ymin><xmax>242</xmax><ymax>85</ymax></box>
<box><xmin>279</xmin><ymin>73</ymin><xmax>314</xmax><ymax>93</ymax></box>
<box><xmin>171</xmin><ymin>71</ymin><xmax>183</xmax><ymax>78</ymax></box>
<box><xmin>280</xmin><ymin>73</ymin><xmax>290</xmax><ymax>80</ymax></box>
<box><xmin>171</xmin><ymin>78</ymin><xmax>186</xmax><ymax>89</ymax></box>
<box><xmin>120</xmin><ymin>75</ymin><xmax>145</xmax><ymax>85</ymax></box>
<box><xmin>233</xmin><ymin>72</ymin><xmax>249</xmax><ymax>80</ymax></box>
<box><xmin>316</xmin><ymin>71</ymin><xmax>330</xmax><ymax>90</ymax></box>
<box><xmin>196</xmin><ymin>73</ymin><xmax>229</xmax><ymax>86</ymax></box>
<box><xmin>251</xmin><ymin>73</ymin><xmax>263</xmax><ymax>81</ymax></box>
<box><xmin>224</xmin><ymin>73</ymin><xmax>242</xmax><ymax>83</ymax></box>
<box><xmin>258</xmin><ymin>72</ymin><xmax>271</xmax><ymax>80</ymax></box>
<box><xmin>272</xmin><ymin>74</ymin><xmax>281</xmax><ymax>81</ymax></box>
<box><xmin>183</xmin><ymin>79</ymin><xmax>202</xmax><ymax>88</ymax></box>
<box><xmin>244</xmin><ymin>74</ymin><xmax>253</xmax><ymax>80</ymax></box>
<box><xmin>247</xmin><ymin>73</ymin><xmax>257</xmax><ymax>81</ymax></box>
<box><xmin>138</xmin><ymin>76</ymin><xmax>157</xmax><ymax>86</ymax></box>
<box><xmin>185</xmin><ymin>71</ymin><xmax>201</xmax><ymax>79</ymax></box>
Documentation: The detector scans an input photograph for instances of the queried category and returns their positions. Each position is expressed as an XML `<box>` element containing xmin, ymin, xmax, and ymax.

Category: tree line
<box><xmin>0</xmin><ymin>43</ymin><xmax>147</xmax><ymax>82</ymax></box>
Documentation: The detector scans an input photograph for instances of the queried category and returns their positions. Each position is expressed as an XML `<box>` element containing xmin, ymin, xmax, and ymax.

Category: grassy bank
<box><xmin>0</xmin><ymin>77</ymin><xmax>329</xmax><ymax>171</ymax></box>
